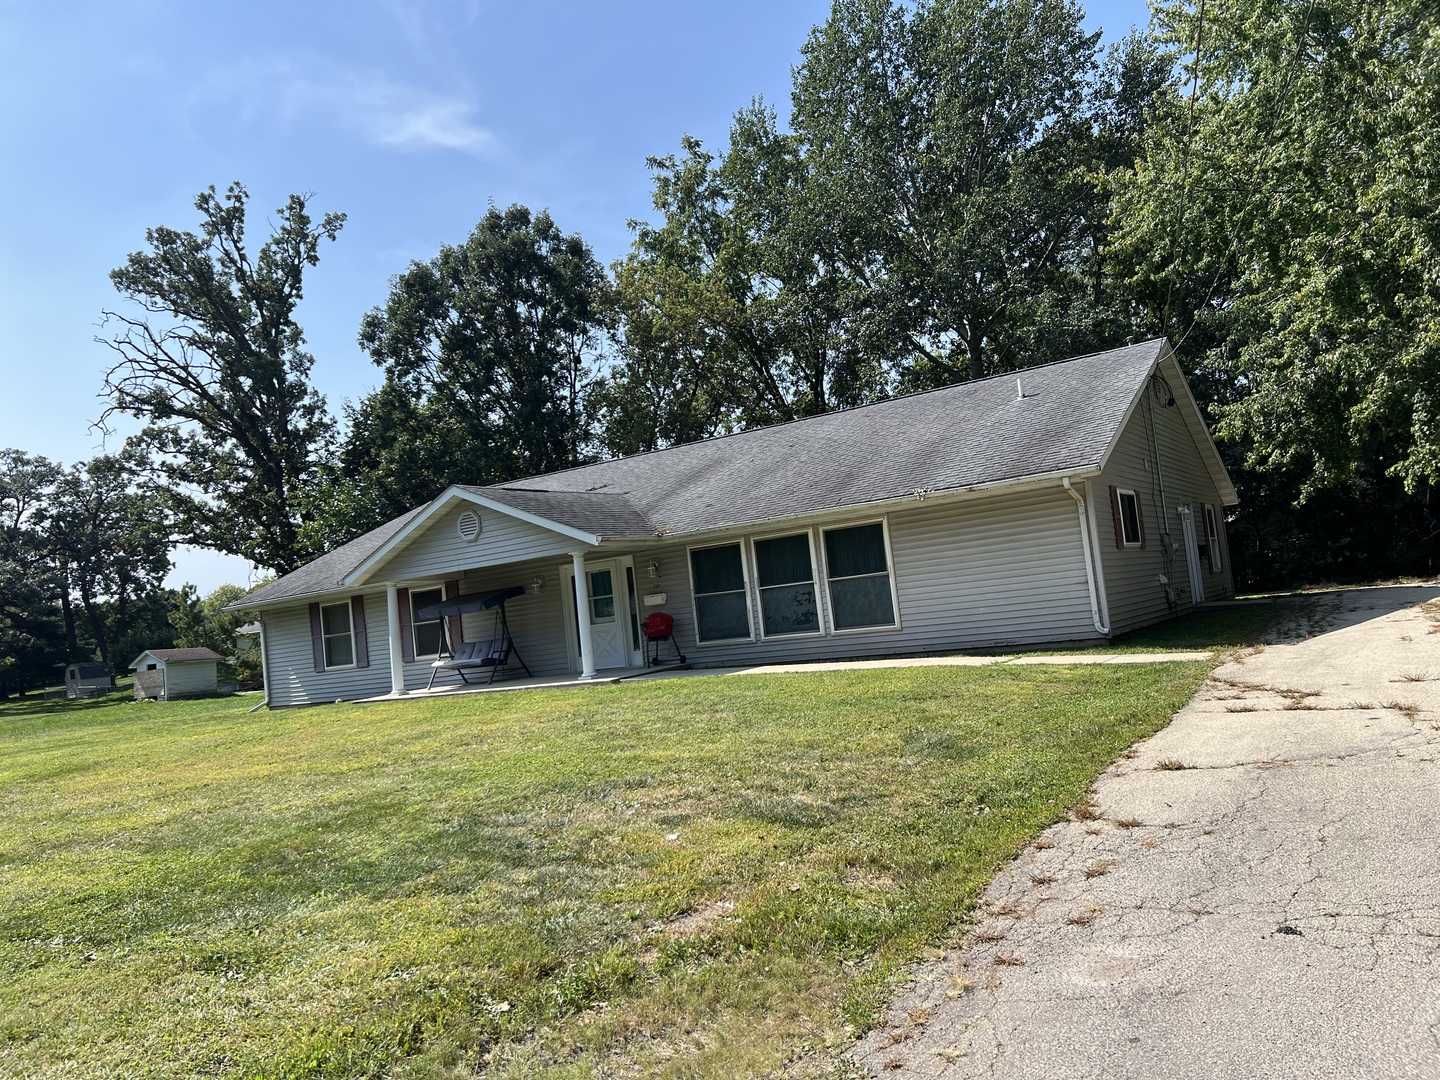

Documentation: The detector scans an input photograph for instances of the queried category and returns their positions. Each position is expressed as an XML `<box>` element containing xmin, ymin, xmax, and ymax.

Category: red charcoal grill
<box><xmin>640</xmin><ymin>612</ymin><xmax>686</xmax><ymax>667</ymax></box>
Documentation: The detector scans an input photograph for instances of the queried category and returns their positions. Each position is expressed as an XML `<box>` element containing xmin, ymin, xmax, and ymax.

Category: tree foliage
<box><xmin>602</xmin><ymin>0</ymin><xmax>1173</xmax><ymax>455</ymax></box>
<box><xmin>40</xmin><ymin>453</ymin><xmax>172</xmax><ymax>673</ymax></box>
<box><xmin>343</xmin><ymin>205</ymin><xmax>609</xmax><ymax>528</ymax></box>
<box><xmin>100</xmin><ymin>182</ymin><xmax>344</xmax><ymax>574</ymax></box>
<box><xmin>0</xmin><ymin>450</ymin><xmax>66</xmax><ymax>695</ymax></box>
<box><xmin>1110</xmin><ymin>1</ymin><xmax>1440</xmax><ymax>491</ymax></box>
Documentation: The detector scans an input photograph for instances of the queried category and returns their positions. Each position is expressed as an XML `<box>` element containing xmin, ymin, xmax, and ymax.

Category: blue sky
<box><xmin>0</xmin><ymin>0</ymin><xmax>1150</xmax><ymax>594</ymax></box>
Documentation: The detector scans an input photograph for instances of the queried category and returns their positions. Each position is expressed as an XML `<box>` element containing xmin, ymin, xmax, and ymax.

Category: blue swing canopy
<box><xmin>414</xmin><ymin>585</ymin><xmax>525</xmax><ymax>621</ymax></box>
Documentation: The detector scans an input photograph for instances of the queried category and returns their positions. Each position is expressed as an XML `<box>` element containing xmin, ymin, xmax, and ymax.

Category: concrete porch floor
<box><xmin>357</xmin><ymin>649</ymin><xmax>1215</xmax><ymax>703</ymax></box>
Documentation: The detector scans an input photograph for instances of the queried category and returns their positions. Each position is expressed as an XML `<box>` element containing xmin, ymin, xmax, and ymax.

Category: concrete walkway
<box><xmin>853</xmin><ymin>585</ymin><xmax>1440</xmax><ymax>1080</ymax></box>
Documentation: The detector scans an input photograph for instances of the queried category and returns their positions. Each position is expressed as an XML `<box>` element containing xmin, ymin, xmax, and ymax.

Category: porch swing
<box><xmin>417</xmin><ymin>585</ymin><xmax>533</xmax><ymax>689</ymax></box>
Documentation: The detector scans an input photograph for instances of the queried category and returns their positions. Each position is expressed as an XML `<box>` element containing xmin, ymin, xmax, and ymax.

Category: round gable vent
<box><xmin>457</xmin><ymin>508</ymin><xmax>482</xmax><ymax>542</ymax></box>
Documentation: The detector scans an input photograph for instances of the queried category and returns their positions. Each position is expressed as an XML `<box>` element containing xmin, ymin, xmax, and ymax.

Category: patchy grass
<box><xmin>0</xmin><ymin>663</ymin><xmax>1207</xmax><ymax>1078</ymax></box>
<box><xmin>1107</xmin><ymin>602</ymin><xmax>1293</xmax><ymax>652</ymax></box>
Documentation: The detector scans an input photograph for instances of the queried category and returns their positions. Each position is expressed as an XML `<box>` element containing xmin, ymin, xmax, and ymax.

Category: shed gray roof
<box><xmin>238</xmin><ymin>340</ymin><xmax>1171</xmax><ymax>608</ymax></box>
<box><xmin>131</xmin><ymin>647</ymin><xmax>225</xmax><ymax>666</ymax></box>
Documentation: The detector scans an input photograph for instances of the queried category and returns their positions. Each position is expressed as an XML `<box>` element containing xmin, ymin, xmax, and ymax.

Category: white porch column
<box><xmin>385</xmin><ymin>584</ymin><xmax>408</xmax><ymax>695</ymax></box>
<box><xmin>572</xmin><ymin>551</ymin><xmax>597</xmax><ymax>680</ymax></box>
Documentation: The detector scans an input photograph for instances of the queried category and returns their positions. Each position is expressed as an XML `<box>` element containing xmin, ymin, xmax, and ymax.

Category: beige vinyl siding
<box><xmin>375</xmin><ymin>502</ymin><xmax>583</xmax><ymax>582</ymax></box>
<box><xmin>664</xmin><ymin>485</ymin><xmax>1098</xmax><ymax>667</ymax></box>
<box><xmin>1097</xmin><ymin>356</ymin><xmax>1236</xmax><ymax>635</ymax></box>
<box><xmin>263</xmin><ymin>594</ymin><xmax>393</xmax><ymax>707</ymax></box>
<box><xmin>162</xmin><ymin>661</ymin><xmax>217</xmax><ymax>698</ymax></box>
<box><xmin>447</xmin><ymin>557</ymin><xmax>577</xmax><ymax>679</ymax></box>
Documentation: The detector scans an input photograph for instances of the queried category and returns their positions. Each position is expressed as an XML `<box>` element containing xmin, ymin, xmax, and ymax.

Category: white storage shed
<box><xmin>130</xmin><ymin>647</ymin><xmax>224</xmax><ymax>701</ymax></box>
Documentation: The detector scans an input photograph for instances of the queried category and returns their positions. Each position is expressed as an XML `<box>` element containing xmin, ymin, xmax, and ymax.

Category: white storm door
<box><xmin>1177</xmin><ymin>506</ymin><xmax>1206</xmax><ymax>605</ymax></box>
<box><xmin>583</xmin><ymin>561</ymin><xmax>629</xmax><ymax>669</ymax></box>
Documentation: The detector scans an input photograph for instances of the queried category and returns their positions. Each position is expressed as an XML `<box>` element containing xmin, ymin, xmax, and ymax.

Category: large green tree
<box><xmin>792</xmin><ymin>0</ymin><xmax>1143</xmax><ymax>386</ymax></box>
<box><xmin>1108</xmin><ymin>0</ymin><xmax>1440</xmax><ymax>580</ymax></box>
<box><xmin>343</xmin><ymin>205</ymin><xmax>609</xmax><ymax>528</ymax></box>
<box><xmin>99</xmin><ymin>182</ymin><xmax>344</xmax><ymax>574</ymax></box>
<box><xmin>603</xmin><ymin>0</ymin><xmax>1171</xmax><ymax>455</ymax></box>
<box><xmin>0</xmin><ymin>450</ymin><xmax>66</xmax><ymax>696</ymax></box>
<box><xmin>40</xmin><ymin>454</ymin><xmax>173</xmax><ymax>674</ymax></box>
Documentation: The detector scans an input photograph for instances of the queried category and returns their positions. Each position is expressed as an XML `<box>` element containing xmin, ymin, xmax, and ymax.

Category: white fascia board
<box><xmin>128</xmin><ymin>651</ymin><xmax>157</xmax><ymax>670</ymax></box>
<box><xmin>343</xmin><ymin>486</ymin><xmax>603</xmax><ymax>588</ymax></box>
<box><xmin>1165</xmin><ymin>352</ymin><xmax>1240</xmax><ymax>506</ymax></box>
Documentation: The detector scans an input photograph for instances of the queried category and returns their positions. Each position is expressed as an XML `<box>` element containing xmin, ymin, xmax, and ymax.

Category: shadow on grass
<box><xmin>1111</xmin><ymin>603</ymin><xmax>1292</xmax><ymax>651</ymax></box>
<box><xmin>0</xmin><ymin>689</ymin><xmax>136</xmax><ymax>720</ymax></box>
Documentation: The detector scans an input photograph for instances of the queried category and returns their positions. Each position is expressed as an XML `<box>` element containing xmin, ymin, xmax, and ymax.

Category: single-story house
<box><xmin>234</xmin><ymin>339</ymin><xmax>1237</xmax><ymax>708</ymax></box>
<box><xmin>131</xmin><ymin>647</ymin><xmax>224</xmax><ymax>700</ymax></box>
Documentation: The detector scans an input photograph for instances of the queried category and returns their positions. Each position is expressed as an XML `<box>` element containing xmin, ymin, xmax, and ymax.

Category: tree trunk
<box><xmin>59</xmin><ymin>564</ymin><xmax>79</xmax><ymax>656</ymax></box>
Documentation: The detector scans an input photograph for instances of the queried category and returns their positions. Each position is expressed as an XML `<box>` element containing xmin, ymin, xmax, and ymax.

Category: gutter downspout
<box><xmin>1063</xmin><ymin>478</ymin><xmax>1111</xmax><ymax>636</ymax></box>
<box><xmin>248</xmin><ymin>614</ymin><xmax>271</xmax><ymax>713</ymax></box>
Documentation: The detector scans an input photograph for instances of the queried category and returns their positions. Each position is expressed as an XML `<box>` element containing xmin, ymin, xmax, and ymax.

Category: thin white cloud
<box><xmin>196</xmin><ymin>56</ymin><xmax>497</xmax><ymax>156</ymax></box>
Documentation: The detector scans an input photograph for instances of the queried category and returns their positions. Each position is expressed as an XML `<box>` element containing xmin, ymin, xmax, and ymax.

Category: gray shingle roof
<box><xmin>462</xmin><ymin>486</ymin><xmax>655</xmax><ymax>537</ymax></box>
<box><xmin>239</xmin><ymin>340</ymin><xmax>1165</xmax><ymax>608</ymax></box>
<box><xmin>489</xmin><ymin>339</ymin><xmax>1164</xmax><ymax>535</ymax></box>
<box><xmin>235</xmin><ymin>506</ymin><xmax>425</xmax><ymax>607</ymax></box>
<box><xmin>132</xmin><ymin>647</ymin><xmax>225</xmax><ymax>665</ymax></box>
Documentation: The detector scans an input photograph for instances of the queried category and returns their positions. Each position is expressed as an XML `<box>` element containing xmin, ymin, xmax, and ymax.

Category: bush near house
<box><xmin>0</xmin><ymin>663</ymin><xmax>1208</xmax><ymax>1078</ymax></box>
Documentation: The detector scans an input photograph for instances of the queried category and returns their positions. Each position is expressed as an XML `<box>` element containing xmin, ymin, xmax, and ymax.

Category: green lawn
<box><xmin>1106</xmin><ymin>600</ymin><xmax>1295</xmax><ymax>652</ymax></box>
<box><xmin>0</xmin><ymin>664</ymin><xmax>1208</xmax><ymax>1078</ymax></box>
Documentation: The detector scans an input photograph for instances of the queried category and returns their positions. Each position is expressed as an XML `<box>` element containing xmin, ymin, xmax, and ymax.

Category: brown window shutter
<box><xmin>444</xmin><ymin>579</ymin><xmax>463</xmax><ymax>650</ymax></box>
<box><xmin>351</xmin><ymin>596</ymin><xmax>369</xmax><ymax>669</ymax></box>
<box><xmin>1108</xmin><ymin>486</ymin><xmax>1123</xmax><ymax>549</ymax></box>
<box><xmin>397</xmin><ymin>587</ymin><xmax>415</xmax><ymax>663</ymax></box>
<box><xmin>308</xmin><ymin>602</ymin><xmax>326</xmax><ymax>672</ymax></box>
<box><xmin>1137</xmin><ymin>495</ymin><xmax>1147</xmax><ymax>550</ymax></box>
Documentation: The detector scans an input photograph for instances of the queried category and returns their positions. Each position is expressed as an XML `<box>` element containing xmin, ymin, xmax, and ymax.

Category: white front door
<box><xmin>578</xmin><ymin>560</ymin><xmax>629</xmax><ymax>670</ymax></box>
<box><xmin>1177</xmin><ymin>506</ymin><xmax>1206</xmax><ymax>605</ymax></box>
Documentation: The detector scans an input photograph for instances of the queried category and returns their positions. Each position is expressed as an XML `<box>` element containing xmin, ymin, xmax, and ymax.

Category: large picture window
<box><xmin>689</xmin><ymin>543</ymin><xmax>752</xmax><ymax>642</ymax></box>
<box><xmin>823</xmin><ymin>522</ymin><xmax>897</xmax><ymax>631</ymax></box>
<box><xmin>320</xmin><ymin>601</ymin><xmax>355</xmax><ymax>668</ymax></box>
<box><xmin>410</xmin><ymin>587</ymin><xmax>444</xmax><ymax>658</ymax></box>
<box><xmin>753</xmin><ymin>533</ymin><xmax>820</xmax><ymax>636</ymax></box>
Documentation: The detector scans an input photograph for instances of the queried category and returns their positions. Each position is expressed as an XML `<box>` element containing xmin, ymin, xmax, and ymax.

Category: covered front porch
<box><xmin>338</xmin><ymin>487</ymin><xmax>686</xmax><ymax>698</ymax></box>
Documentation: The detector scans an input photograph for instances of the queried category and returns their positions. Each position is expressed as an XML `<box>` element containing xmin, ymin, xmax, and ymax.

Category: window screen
<box><xmin>690</xmin><ymin>544</ymin><xmax>751</xmax><ymax>641</ymax></box>
<box><xmin>320</xmin><ymin>602</ymin><xmax>354</xmax><ymax>668</ymax></box>
<box><xmin>410</xmin><ymin>587</ymin><xmax>443</xmax><ymax>658</ymax></box>
<box><xmin>753</xmin><ymin>533</ymin><xmax>819</xmax><ymax>636</ymax></box>
<box><xmin>823</xmin><ymin>523</ymin><xmax>896</xmax><ymax>630</ymax></box>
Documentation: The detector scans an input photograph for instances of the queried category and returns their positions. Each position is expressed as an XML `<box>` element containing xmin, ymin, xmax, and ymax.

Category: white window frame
<box><xmin>1117</xmin><ymin>489</ymin><xmax>1144</xmax><ymax>548</ymax></box>
<box><xmin>819</xmin><ymin>517</ymin><xmax>902</xmax><ymax>635</ymax></box>
<box><xmin>409</xmin><ymin>586</ymin><xmax>445</xmax><ymax>659</ymax></box>
<box><xmin>749</xmin><ymin>528</ymin><xmax>826</xmax><ymax>641</ymax></box>
<box><xmin>319</xmin><ymin>600</ymin><xmax>356</xmax><ymax>671</ymax></box>
<box><xmin>1204</xmin><ymin>504</ymin><xmax>1223</xmax><ymax>572</ymax></box>
<box><xmin>687</xmin><ymin>540</ymin><xmax>755</xmax><ymax>644</ymax></box>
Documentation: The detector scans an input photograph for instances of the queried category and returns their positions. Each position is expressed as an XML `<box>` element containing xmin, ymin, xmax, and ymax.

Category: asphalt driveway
<box><xmin>853</xmin><ymin>586</ymin><xmax>1440</xmax><ymax>1080</ymax></box>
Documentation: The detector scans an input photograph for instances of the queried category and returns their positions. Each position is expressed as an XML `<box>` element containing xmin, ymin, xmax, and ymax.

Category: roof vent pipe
<box><xmin>1016</xmin><ymin>377</ymin><xmax>1025</xmax><ymax>400</ymax></box>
